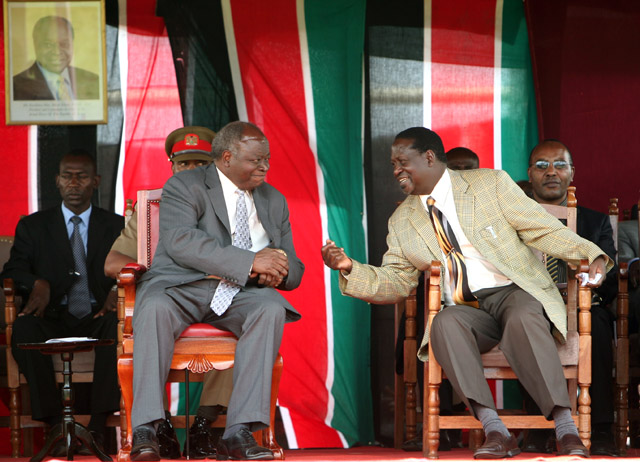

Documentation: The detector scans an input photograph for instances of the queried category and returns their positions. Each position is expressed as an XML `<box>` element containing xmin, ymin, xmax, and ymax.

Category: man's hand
<box><xmin>250</xmin><ymin>248</ymin><xmax>289</xmax><ymax>287</ymax></box>
<box><xmin>19</xmin><ymin>279</ymin><xmax>50</xmax><ymax>317</ymax></box>
<box><xmin>94</xmin><ymin>287</ymin><xmax>117</xmax><ymax>318</ymax></box>
<box><xmin>579</xmin><ymin>255</ymin><xmax>607</xmax><ymax>288</ymax></box>
<box><xmin>321</xmin><ymin>239</ymin><xmax>353</xmax><ymax>274</ymax></box>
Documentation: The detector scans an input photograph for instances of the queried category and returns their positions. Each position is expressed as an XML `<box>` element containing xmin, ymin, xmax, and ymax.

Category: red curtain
<box><xmin>526</xmin><ymin>0</ymin><xmax>640</xmax><ymax>213</ymax></box>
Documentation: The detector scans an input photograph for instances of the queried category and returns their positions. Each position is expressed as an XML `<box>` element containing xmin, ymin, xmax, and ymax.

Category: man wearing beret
<box><xmin>105</xmin><ymin>126</ymin><xmax>233</xmax><ymax>459</ymax></box>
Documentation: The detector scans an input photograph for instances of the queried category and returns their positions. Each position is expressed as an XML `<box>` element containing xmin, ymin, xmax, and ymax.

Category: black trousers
<box><xmin>11</xmin><ymin>308</ymin><xmax>120</xmax><ymax>421</ymax></box>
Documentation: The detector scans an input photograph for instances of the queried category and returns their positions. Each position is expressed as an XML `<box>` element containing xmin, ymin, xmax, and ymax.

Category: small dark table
<box><xmin>19</xmin><ymin>339</ymin><xmax>114</xmax><ymax>462</ymax></box>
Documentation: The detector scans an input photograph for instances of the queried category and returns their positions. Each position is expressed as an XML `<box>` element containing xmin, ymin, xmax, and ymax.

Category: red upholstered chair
<box><xmin>116</xmin><ymin>189</ymin><xmax>284</xmax><ymax>462</ymax></box>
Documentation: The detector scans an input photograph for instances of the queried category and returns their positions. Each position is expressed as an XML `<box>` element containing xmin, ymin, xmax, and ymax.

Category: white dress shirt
<box><xmin>217</xmin><ymin>166</ymin><xmax>270</xmax><ymax>252</ymax></box>
<box><xmin>421</xmin><ymin>169</ymin><xmax>511</xmax><ymax>305</ymax></box>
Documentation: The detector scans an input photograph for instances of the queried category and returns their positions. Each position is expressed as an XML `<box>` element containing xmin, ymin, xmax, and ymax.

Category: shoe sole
<box><xmin>131</xmin><ymin>449</ymin><xmax>161</xmax><ymax>461</ymax></box>
<box><xmin>474</xmin><ymin>448</ymin><xmax>521</xmax><ymax>459</ymax></box>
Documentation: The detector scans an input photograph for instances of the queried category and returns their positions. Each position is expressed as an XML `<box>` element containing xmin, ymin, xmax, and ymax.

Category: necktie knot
<box><xmin>427</xmin><ymin>197</ymin><xmax>435</xmax><ymax>207</ymax></box>
<box><xmin>71</xmin><ymin>215</ymin><xmax>82</xmax><ymax>226</ymax></box>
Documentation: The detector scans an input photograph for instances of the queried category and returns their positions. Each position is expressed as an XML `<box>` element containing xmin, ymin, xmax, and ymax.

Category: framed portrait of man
<box><xmin>3</xmin><ymin>0</ymin><xmax>107</xmax><ymax>124</ymax></box>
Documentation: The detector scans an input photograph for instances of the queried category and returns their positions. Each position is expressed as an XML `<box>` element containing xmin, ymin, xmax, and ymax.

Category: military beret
<box><xmin>165</xmin><ymin>126</ymin><xmax>216</xmax><ymax>163</ymax></box>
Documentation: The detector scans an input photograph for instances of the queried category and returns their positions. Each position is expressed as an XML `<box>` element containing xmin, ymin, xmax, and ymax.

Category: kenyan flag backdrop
<box><xmin>0</xmin><ymin>0</ymin><xmax>538</xmax><ymax>449</ymax></box>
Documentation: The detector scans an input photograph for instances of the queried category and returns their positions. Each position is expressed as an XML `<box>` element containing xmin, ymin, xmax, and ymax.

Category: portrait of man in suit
<box><xmin>12</xmin><ymin>15</ymin><xmax>100</xmax><ymax>101</ymax></box>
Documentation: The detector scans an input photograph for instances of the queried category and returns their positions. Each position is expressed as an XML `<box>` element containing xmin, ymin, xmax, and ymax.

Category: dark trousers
<box><xmin>430</xmin><ymin>284</ymin><xmax>571</xmax><ymax>420</ymax></box>
<box><xmin>11</xmin><ymin>309</ymin><xmax>120</xmax><ymax>421</ymax></box>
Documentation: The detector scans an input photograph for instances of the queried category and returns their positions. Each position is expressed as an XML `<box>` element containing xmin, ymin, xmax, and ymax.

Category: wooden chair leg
<box><xmin>256</xmin><ymin>354</ymin><xmax>284</xmax><ymax>460</ymax></box>
<box><xmin>117</xmin><ymin>354</ymin><xmax>134</xmax><ymax>462</ymax></box>
<box><xmin>9</xmin><ymin>386</ymin><xmax>20</xmax><ymax>457</ymax></box>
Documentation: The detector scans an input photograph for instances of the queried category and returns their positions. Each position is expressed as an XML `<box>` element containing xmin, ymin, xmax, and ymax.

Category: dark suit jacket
<box><xmin>13</xmin><ymin>63</ymin><xmax>100</xmax><ymax>101</ymax></box>
<box><xmin>1</xmin><ymin>205</ymin><xmax>124</xmax><ymax>317</ymax></box>
<box><xmin>137</xmin><ymin>164</ymin><xmax>304</xmax><ymax>322</ymax></box>
<box><xmin>577</xmin><ymin>205</ymin><xmax>618</xmax><ymax>307</ymax></box>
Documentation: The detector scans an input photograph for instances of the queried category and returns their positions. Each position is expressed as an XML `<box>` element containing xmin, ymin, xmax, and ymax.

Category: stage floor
<box><xmin>0</xmin><ymin>446</ymin><xmax>637</xmax><ymax>462</ymax></box>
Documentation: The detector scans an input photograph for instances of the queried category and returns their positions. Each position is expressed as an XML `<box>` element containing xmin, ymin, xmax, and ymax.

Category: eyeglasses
<box><xmin>531</xmin><ymin>160</ymin><xmax>572</xmax><ymax>170</ymax></box>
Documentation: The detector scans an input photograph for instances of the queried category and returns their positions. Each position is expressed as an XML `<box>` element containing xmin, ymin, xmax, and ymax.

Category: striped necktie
<box><xmin>546</xmin><ymin>255</ymin><xmax>560</xmax><ymax>283</ymax></box>
<box><xmin>210</xmin><ymin>189</ymin><xmax>252</xmax><ymax>315</ymax></box>
<box><xmin>427</xmin><ymin>197</ymin><xmax>478</xmax><ymax>308</ymax></box>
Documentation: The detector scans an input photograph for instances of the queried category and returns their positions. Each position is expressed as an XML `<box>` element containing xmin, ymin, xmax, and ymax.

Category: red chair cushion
<box><xmin>180</xmin><ymin>323</ymin><xmax>236</xmax><ymax>338</ymax></box>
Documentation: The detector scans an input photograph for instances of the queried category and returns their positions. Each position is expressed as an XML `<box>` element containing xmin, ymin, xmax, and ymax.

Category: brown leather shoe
<box><xmin>474</xmin><ymin>431</ymin><xmax>520</xmax><ymax>459</ymax></box>
<box><xmin>556</xmin><ymin>433</ymin><xmax>589</xmax><ymax>457</ymax></box>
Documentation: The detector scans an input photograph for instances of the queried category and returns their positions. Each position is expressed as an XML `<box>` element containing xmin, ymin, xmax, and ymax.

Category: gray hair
<box><xmin>33</xmin><ymin>16</ymin><xmax>74</xmax><ymax>41</ymax></box>
<box><xmin>211</xmin><ymin>121</ymin><xmax>268</xmax><ymax>160</ymax></box>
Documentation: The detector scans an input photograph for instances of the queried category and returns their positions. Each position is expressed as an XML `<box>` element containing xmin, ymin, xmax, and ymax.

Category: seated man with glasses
<box><xmin>521</xmin><ymin>139</ymin><xmax>618</xmax><ymax>456</ymax></box>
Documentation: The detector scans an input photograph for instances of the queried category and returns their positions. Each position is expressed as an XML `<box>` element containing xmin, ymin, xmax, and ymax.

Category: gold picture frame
<box><xmin>3</xmin><ymin>0</ymin><xmax>107</xmax><ymax>124</ymax></box>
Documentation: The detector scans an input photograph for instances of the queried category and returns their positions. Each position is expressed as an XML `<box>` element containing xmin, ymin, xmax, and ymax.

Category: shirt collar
<box><xmin>421</xmin><ymin>169</ymin><xmax>452</xmax><ymax>209</ymax></box>
<box><xmin>37</xmin><ymin>62</ymin><xmax>72</xmax><ymax>87</ymax></box>
<box><xmin>216</xmin><ymin>166</ymin><xmax>252</xmax><ymax>198</ymax></box>
<box><xmin>61</xmin><ymin>203</ymin><xmax>92</xmax><ymax>225</ymax></box>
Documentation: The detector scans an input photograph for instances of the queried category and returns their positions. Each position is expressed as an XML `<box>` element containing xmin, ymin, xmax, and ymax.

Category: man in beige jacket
<box><xmin>322</xmin><ymin>127</ymin><xmax>610</xmax><ymax>459</ymax></box>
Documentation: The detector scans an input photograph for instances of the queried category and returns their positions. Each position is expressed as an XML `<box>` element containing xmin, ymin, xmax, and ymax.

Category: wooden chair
<box><xmin>615</xmin><ymin>197</ymin><xmax>640</xmax><ymax>454</ymax></box>
<box><xmin>396</xmin><ymin>187</ymin><xmax>593</xmax><ymax>459</ymax></box>
<box><xmin>116</xmin><ymin>189</ymin><xmax>284</xmax><ymax>462</ymax></box>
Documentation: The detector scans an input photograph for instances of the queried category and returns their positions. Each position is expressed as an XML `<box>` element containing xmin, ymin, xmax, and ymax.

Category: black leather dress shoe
<box><xmin>217</xmin><ymin>428</ymin><xmax>274</xmax><ymax>460</ymax></box>
<box><xmin>131</xmin><ymin>426</ymin><xmax>161</xmax><ymax>461</ymax></box>
<box><xmin>474</xmin><ymin>432</ymin><xmax>520</xmax><ymax>459</ymax></box>
<box><xmin>590</xmin><ymin>430</ymin><xmax>617</xmax><ymax>456</ymax></box>
<box><xmin>184</xmin><ymin>415</ymin><xmax>218</xmax><ymax>459</ymax></box>
<box><xmin>520</xmin><ymin>429</ymin><xmax>555</xmax><ymax>453</ymax></box>
<box><xmin>556</xmin><ymin>433</ymin><xmax>589</xmax><ymax>458</ymax></box>
<box><xmin>157</xmin><ymin>411</ymin><xmax>181</xmax><ymax>459</ymax></box>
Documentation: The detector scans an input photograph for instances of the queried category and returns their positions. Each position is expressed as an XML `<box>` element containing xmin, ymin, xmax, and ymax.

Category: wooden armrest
<box><xmin>3</xmin><ymin>278</ymin><xmax>16</xmax><ymax>327</ymax></box>
<box><xmin>117</xmin><ymin>264</ymin><xmax>147</xmax><ymax>334</ymax></box>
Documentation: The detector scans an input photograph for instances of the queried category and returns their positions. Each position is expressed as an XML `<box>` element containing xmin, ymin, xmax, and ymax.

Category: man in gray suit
<box><xmin>129</xmin><ymin>121</ymin><xmax>304</xmax><ymax>461</ymax></box>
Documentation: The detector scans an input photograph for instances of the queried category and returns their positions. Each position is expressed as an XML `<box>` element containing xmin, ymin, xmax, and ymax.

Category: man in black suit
<box><xmin>2</xmin><ymin>150</ymin><xmax>124</xmax><ymax>453</ymax></box>
<box><xmin>13</xmin><ymin>16</ymin><xmax>99</xmax><ymax>101</ymax></box>
<box><xmin>523</xmin><ymin>139</ymin><xmax>618</xmax><ymax>456</ymax></box>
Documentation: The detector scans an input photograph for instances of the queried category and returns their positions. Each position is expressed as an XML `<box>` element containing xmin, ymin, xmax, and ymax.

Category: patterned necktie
<box><xmin>546</xmin><ymin>255</ymin><xmax>560</xmax><ymax>283</ymax></box>
<box><xmin>427</xmin><ymin>197</ymin><xmax>478</xmax><ymax>308</ymax></box>
<box><xmin>67</xmin><ymin>216</ymin><xmax>92</xmax><ymax>318</ymax></box>
<box><xmin>56</xmin><ymin>75</ymin><xmax>72</xmax><ymax>101</ymax></box>
<box><xmin>210</xmin><ymin>190</ymin><xmax>253</xmax><ymax>315</ymax></box>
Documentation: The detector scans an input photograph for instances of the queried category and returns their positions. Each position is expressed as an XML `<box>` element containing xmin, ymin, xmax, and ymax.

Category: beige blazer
<box><xmin>340</xmin><ymin>168</ymin><xmax>610</xmax><ymax>360</ymax></box>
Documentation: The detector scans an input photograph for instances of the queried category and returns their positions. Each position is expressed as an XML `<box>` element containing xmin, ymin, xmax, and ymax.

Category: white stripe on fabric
<box><xmin>278</xmin><ymin>404</ymin><xmax>298</xmax><ymax>449</ymax></box>
<box><xmin>495</xmin><ymin>379</ymin><xmax>504</xmax><ymax>409</ymax></box>
<box><xmin>114</xmin><ymin>0</ymin><xmax>129</xmax><ymax>215</ymax></box>
<box><xmin>493</xmin><ymin>0</ymin><xmax>504</xmax><ymax>170</ymax></box>
<box><xmin>296</xmin><ymin>0</ymin><xmax>346</xmax><ymax>449</ymax></box>
<box><xmin>423</xmin><ymin>0</ymin><xmax>432</xmax><ymax>129</ymax></box>
<box><xmin>221</xmin><ymin>0</ymin><xmax>248</xmax><ymax>122</ymax></box>
<box><xmin>28</xmin><ymin>126</ymin><xmax>38</xmax><ymax>214</ymax></box>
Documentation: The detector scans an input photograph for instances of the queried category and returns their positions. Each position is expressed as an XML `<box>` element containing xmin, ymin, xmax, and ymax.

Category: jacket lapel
<box><xmin>405</xmin><ymin>196</ymin><xmax>443</xmax><ymax>261</ymax></box>
<box><xmin>204</xmin><ymin>165</ymin><xmax>232</xmax><ymax>236</ymax></box>
<box><xmin>86</xmin><ymin>208</ymin><xmax>104</xmax><ymax>266</ymax></box>
<box><xmin>50</xmin><ymin>207</ymin><xmax>74</xmax><ymax>270</ymax></box>
<box><xmin>450</xmin><ymin>170</ymin><xmax>475</xmax><ymax>238</ymax></box>
<box><xmin>253</xmin><ymin>187</ymin><xmax>274</xmax><ymax>243</ymax></box>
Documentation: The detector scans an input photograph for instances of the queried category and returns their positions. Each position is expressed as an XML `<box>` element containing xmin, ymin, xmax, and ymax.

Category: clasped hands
<box><xmin>251</xmin><ymin>248</ymin><xmax>289</xmax><ymax>287</ymax></box>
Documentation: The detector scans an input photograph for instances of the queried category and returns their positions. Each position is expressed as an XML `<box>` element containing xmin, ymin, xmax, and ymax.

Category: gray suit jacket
<box><xmin>619</xmin><ymin>220</ymin><xmax>639</xmax><ymax>263</ymax></box>
<box><xmin>137</xmin><ymin>164</ymin><xmax>303</xmax><ymax>322</ymax></box>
